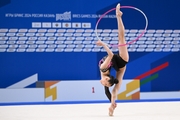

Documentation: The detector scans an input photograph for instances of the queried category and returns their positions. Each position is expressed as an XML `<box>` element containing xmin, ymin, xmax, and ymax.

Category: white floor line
<box><xmin>0</xmin><ymin>102</ymin><xmax>180</xmax><ymax>120</ymax></box>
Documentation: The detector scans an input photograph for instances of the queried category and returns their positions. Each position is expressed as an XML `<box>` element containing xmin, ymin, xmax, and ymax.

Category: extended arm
<box><xmin>96</xmin><ymin>40</ymin><xmax>114</xmax><ymax>69</ymax></box>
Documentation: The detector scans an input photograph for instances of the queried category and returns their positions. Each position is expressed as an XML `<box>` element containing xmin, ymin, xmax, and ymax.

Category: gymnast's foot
<box><xmin>108</xmin><ymin>106</ymin><xmax>114</xmax><ymax>116</ymax></box>
<box><xmin>116</xmin><ymin>3</ymin><xmax>123</xmax><ymax>17</ymax></box>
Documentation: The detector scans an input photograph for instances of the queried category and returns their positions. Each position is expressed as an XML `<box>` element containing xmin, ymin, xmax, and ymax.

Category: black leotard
<box><xmin>99</xmin><ymin>54</ymin><xmax>128</xmax><ymax>102</ymax></box>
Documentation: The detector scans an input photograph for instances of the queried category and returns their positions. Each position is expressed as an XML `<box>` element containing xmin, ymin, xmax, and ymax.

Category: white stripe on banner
<box><xmin>126</xmin><ymin>88</ymin><xmax>140</xmax><ymax>97</ymax></box>
<box><xmin>6</xmin><ymin>74</ymin><xmax>38</xmax><ymax>89</ymax></box>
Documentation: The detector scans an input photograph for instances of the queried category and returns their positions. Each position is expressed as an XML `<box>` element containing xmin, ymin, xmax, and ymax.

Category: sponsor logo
<box><xmin>56</xmin><ymin>11</ymin><xmax>71</xmax><ymax>21</ymax></box>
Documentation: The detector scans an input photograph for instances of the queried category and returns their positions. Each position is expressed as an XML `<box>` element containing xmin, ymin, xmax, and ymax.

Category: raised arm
<box><xmin>96</xmin><ymin>40</ymin><xmax>114</xmax><ymax>69</ymax></box>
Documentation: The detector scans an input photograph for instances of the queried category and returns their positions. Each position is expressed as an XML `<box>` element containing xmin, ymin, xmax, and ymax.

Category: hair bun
<box><xmin>114</xmin><ymin>78</ymin><xmax>119</xmax><ymax>84</ymax></box>
<box><xmin>107</xmin><ymin>75</ymin><xmax>119</xmax><ymax>86</ymax></box>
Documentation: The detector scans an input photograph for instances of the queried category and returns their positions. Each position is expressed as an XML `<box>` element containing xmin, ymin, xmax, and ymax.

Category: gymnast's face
<box><xmin>100</xmin><ymin>76</ymin><xmax>111</xmax><ymax>87</ymax></box>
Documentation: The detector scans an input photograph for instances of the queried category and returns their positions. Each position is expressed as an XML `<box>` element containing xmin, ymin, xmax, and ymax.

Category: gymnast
<box><xmin>96</xmin><ymin>3</ymin><xmax>129</xmax><ymax>116</ymax></box>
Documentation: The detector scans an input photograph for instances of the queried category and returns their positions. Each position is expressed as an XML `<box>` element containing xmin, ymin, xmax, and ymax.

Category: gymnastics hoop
<box><xmin>95</xmin><ymin>6</ymin><xmax>148</xmax><ymax>47</ymax></box>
